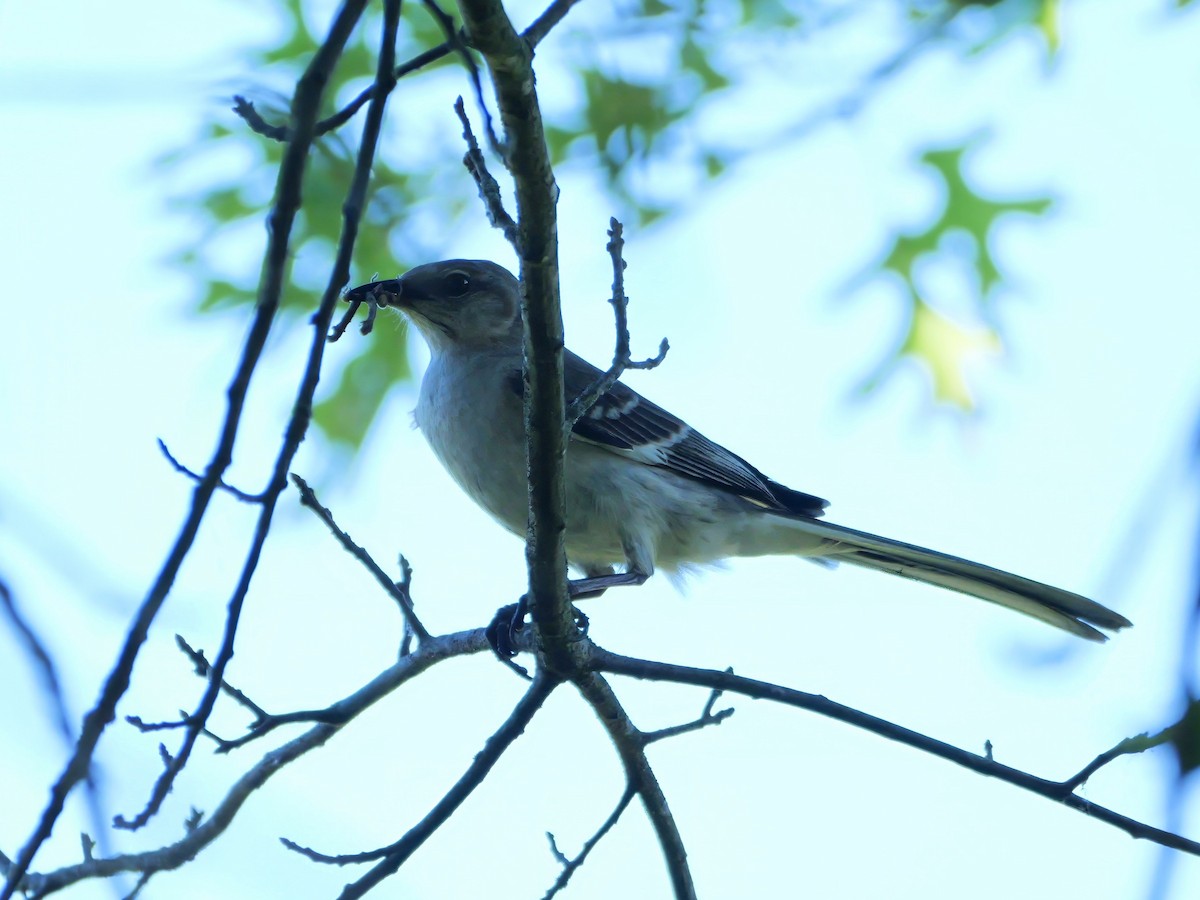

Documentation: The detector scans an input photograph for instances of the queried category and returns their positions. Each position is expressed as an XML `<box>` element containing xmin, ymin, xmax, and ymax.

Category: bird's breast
<box><xmin>415</xmin><ymin>353</ymin><xmax>529</xmax><ymax>535</ymax></box>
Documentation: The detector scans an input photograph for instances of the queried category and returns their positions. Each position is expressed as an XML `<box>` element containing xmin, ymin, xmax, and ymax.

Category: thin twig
<box><xmin>2</xmin><ymin>629</ymin><xmax>493</xmax><ymax>896</ymax></box>
<box><xmin>422</xmin><ymin>0</ymin><xmax>504</xmax><ymax>157</ymax></box>
<box><xmin>396</xmin><ymin>556</ymin><xmax>417</xmax><ymax>657</ymax></box>
<box><xmin>727</xmin><ymin>7</ymin><xmax>960</xmax><ymax>166</ymax></box>
<box><xmin>573</xmin><ymin>673</ymin><xmax>696</xmax><ymax>899</ymax></box>
<box><xmin>1061</xmin><ymin>729</ymin><xmax>1173</xmax><ymax>793</ymax></box>
<box><xmin>173</xmin><ymin>636</ymin><xmax>271</xmax><ymax>721</ymax></box>
<box><xmin>309</xmin><ymin>674</ymin><xmax>559</xmax><ymax>900</ymax></box>
<box><xmin>0</xmin><ymin>4</ymin><xmax>373</xmax><ymax>892</ymax></box>
<box><xmin>0</xmin><ymin>580</ymin><xmax>112</xmax><ymax>862</ymax></box>
<box><xmin>564</xmin><ymin>218</ymin><xmax>669</xmax><ymax>432</ymax></box>
<box><xmin>454</xmin><ymin>96</ymin><xmax>518</xmax><ymax>244</ymax></box>
<box><xmin>156</xmin><ymin>440</ymin><xmax>263</xmax><ymax>502</ymax></box>
<box><xmin>542</xmin><ymin>785</ymin><xmax>636</xmax><ymax>899</ymax></box>
<box><xmin>111</xmin><ymin>0</ymin><xmax>394</xmax><ymax>835</ymax></box>
<box><xmin>642</xmin><ymin>680</ymin><xmax>735</xmax><ymax>746</ymax></box>
<box><xmin>291</xmin><ymin>474</ymin><xmax>430</xmax><ymax>641</ymax></box>
<box><xmin>232</xmin><ymin>95</ymin><xmax>288</xmax><ymax>141</ymax></box>
<box><xmin>523</xmin><ymin>0</ymin><xmax>586</xmax><ymax>48</ymax></box>
<box><xmin>241</xmin><ymin>0</ymin><xmax>581</xmax><ymax>143</ymax></box>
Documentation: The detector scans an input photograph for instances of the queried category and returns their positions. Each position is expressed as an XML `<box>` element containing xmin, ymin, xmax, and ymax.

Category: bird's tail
<box><xmin>775</xmin><ymin>517</ymin><xmax>1131</xmax><ymax>642</ymax></box>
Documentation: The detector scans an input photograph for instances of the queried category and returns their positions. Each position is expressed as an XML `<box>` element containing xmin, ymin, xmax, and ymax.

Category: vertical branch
<box><xmin>455</xmin><ymin>0</ymin><xmax>578</xmax><ymax>673</ymax></box>
<box><xmin>574</xmin><ymin>673</ymin><xmax>695</xmax><ymax>899</ymax></box>
<box><xmin>112</xmin><ymin>0</ymin><xmax>402</xmax><ymax>833</ymax></box>
<box><xmin>0</xmin><ymin>2</ymin><xmax>370</xmax><ymax>894</ymax></box>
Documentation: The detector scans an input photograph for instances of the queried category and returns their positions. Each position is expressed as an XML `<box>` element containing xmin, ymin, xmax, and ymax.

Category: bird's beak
<box><xmin>345</xmin><ymin>278</ymin><xmax>405</xmax><ymax>309</ymax></box>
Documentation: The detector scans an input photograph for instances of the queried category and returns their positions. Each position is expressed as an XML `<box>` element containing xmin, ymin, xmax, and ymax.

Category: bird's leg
<box><xmin>568</xmin><ymin>569</ymin><xmax>650</xmax><ymax>598</ymax></box>
<box><xmin>486</xmin><ymin>563</ymin><xmax>648</xmax><ymax>661</ymax></box>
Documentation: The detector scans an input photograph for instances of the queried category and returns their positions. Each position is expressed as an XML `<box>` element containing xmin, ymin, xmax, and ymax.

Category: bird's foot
<box><xmin>573</xmin><ymin>606</ymin><xmax>590</xmax><ymax>636</ymax></box>
<box><xmin>486</xmin><ymin>597</ymin><xmax>527</xmax><ymax>660</ymax></box>
<box><xmin>485</xmin><ymin>596</ymin><xmax>591</xmax><ymax>673</ymax></box>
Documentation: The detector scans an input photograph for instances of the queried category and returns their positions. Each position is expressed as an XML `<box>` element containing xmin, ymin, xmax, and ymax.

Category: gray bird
<box><xmin>347</xmin><ymin>260</ymin><xmax>1131</xmax><ymax>643</ymax></box>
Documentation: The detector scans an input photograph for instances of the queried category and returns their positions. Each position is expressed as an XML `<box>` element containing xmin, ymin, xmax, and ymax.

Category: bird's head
<box><xmin>347</xmin><ymin>260</ymin><xmax>521</xmax><ymax>354</ymax></box>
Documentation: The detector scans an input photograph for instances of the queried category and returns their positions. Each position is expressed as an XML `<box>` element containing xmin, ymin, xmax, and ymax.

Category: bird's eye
<box><xmin>443</xmin><ymin>271</ymin><xmax>471</xmax><ymax>297</ymax></box>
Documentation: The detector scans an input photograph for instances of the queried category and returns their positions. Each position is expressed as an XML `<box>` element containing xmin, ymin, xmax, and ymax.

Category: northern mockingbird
<box><xmin>347</xmin><ymin>260</ymin><xmax>1131</xmax><ymax>643</ymax></box>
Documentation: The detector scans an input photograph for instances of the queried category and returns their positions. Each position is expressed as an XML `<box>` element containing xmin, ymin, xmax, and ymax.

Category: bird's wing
<box><xmin>507</xmin><ymin>351</ymin><xmax>828</xmax><ymax>518</ymax></box>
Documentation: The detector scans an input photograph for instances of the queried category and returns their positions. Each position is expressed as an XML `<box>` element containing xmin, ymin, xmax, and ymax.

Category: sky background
<box><xmin>2</xmin><ymin>1</ymin><xmax>1200</xmax><ymax>898</ymax></box>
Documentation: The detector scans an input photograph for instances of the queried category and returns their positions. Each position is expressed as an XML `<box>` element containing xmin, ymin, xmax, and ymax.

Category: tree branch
<box><xmin>574</xmin><ymin>672</ymin><xmax>696</xmax><ymax>899</ymax></box>
<box><xmin>0</xmin><ymin>3</ymin><xmax>374</xmax><ymax>893</ymax></box>
<box><xmin>291</xmin><ymin>474</ymin><xmax>430</xmax><ymax>641</ymax></box>
<box><xmin>454</xmin><ymin>96</ymin><xmax>519</xmax><ymax>244</ymax></box>
<box><xmin>456</xmin><ymin>0</ymin><xmax>577</xmax><ymax>674</ymax></box>
<box><xmin>1</xmin><ymin>628</ymin><xmax>496</xmax><ymax>896</ymax></box>
<box><xmin>115</xmin><ymin>0</ymin><xmax>401</xmax><ymax>832</ymax></box>
<box><xmin>591</xmin><ymin>647</ymin><xmax>1200</xmax><ymax>857</ymax></box>
<box><xmin>641</xmin><ymin>680</ymin><xmax>734</xmax><ymax>746</ymax></box>
<box><xmin>564</xmin><ymin>218</ymin><xmax>669</xmax><ymax>433</ymax></box>
<box><xmin>542</xmin><ymin>784</ymin><xmax>636</xmax><ymax>899</ymax></box>
<box><xmin>523</xmin><ymin>0</ymin><xmax>585</xmax><ymax>48</ymax></box>
<box><xmin>328</xmin><ymin>672</ymin><xmax>559</xmax><ymax>899</ymax></box>
<box><xmin>237</xmin><ymin>0</ymin><xmax>582</xmax><ymax>144</ymax></box>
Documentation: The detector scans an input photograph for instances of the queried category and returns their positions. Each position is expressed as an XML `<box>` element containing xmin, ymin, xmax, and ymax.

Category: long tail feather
<box><xmin>782</xmin><ymin>518</ymin><xmax>1131</xmax><ymax>642</ymax></box>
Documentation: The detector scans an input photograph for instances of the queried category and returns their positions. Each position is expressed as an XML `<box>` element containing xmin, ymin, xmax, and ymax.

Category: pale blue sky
<box><xmin>2</xmin><ymin>2</ymin><xmax>1199</xmax><ymax>898</ymax></box>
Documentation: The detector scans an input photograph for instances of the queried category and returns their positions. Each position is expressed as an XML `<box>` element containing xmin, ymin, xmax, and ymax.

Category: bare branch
<box><xmin>1061</xmin><ymin>729</ymin><xmax>1173</xmax><ymax>793</ymax></box>
<box><xmin>454</xmin><ymin>96</ymin><xmax>519</xmax><ymax>244</ymax></box>
<box><xmin>174</xmin><ymin>636</ymin><xmax>271</xmax><ymax>722</ymax></box>
<box><xmin>542</xmin><ymin>785</ymin><xmax>636</xmax><ymax>899</ymax></box>
<box><xmin>564</xmin><ymin>218</ymin><xmax>669</xmax><ymax>432</ymax></box>
<box><xmin>322</xmin><ymin>673</ymin><xmax>559</xmax><ymax>899</ymax></box>
<box><xmin>291</xmin><ymin>474</ymin><xmax>430</xmax><ymax>641</ymax></box>
<box><xmin>458</xmin><ymin>0</ymin><xmax>576</xmax><ymax>674</ymax></box>
<box><xmin>523</xmin><ymin>0</ymin><xmax>586</xmax><ymax>48</ymax></box>
<box><xmin>573</xmin><ymin>673</ymin><xmax>696</xmax><ymax>899</ymax></box>
<box><xmin>156</xmin><ymin>440</ymin><xmax>263</xmax><ymax>503</ymax></box>
<box><xmin>642</xmin><ymin>679</ymin><xmax>735</xmax><ymax>746</ymax></box>
<box><xmin>0</xmin><ymin>577</ymin><xmax>76</xmax><ymax>764</ymax></box>
<box><xmin>113</xmin><ymin>0</ymin><xmax>400</xmax><ymax>835</ymax></box>
<box><xmin>242</xmin><ymin>0</ymin><xmax>582</xmax><ymax>143</ymax></box>
<box><xmin>733</xmin><ymin>7</ymin><xmax>959</xmax><ymax>162</ymax></box>
<box><xmin>0</xmin><ymin>578</ymin><xmax>112</xmax><ymax>861</ymax></box>
<box><xmin>1</xmin><ymin>629</ymin><xmax>495</xmax><ymax>896</ymax></box>
<box><xmin>591</xmin><ymin>647</ymin><xmax>1200</xmax><ymax>858</ymax></box>
<box><xmin>0</xmin><ymin>3</ymin><xmax>375</xmax><ymax>892</ymax></box>
<box><xmin>423</xmin><ymin>0</ymin><xmax>504</xmax><ymax>155</ymax></box>
<box><xmin>231</xmin><ymin>95</ymin><xmax>289</xmax><ymax>141</ymax></box>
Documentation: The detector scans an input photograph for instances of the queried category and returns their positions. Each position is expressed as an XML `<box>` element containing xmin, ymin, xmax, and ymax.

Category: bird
<box><xmin>345</xmin><ymin>259</ymin><xmax>1131</xmax><ymax>644</ymax></box>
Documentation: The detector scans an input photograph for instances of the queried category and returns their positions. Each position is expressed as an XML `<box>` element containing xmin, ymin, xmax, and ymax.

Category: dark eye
<box><xmin>443</xmin><ymin>271</ymin><xmax>471</xmax><ymax>297</ymax></box>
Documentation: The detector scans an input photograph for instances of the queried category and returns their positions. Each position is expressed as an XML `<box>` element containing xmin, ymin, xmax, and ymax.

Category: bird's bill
<box><xmin>345</xmin><ymin>278</ymin><xmax>405</xmax><ymax>308</ymax></box>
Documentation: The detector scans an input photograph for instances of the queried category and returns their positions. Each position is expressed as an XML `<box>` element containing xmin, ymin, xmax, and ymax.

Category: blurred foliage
<box><xmin>1168</xmin><ymin>699</ymin><xmax>1200</xmax><ymax>776</ymax></box>
<box><xmin>850</xmin><ymin>141</ymin><xmax>1052</xmax><ymax>410</ymax></box>
<box><xmin>165</xmin><ymin>0</ymin><xmax>1075</xmax><ymax>450</ymax></box>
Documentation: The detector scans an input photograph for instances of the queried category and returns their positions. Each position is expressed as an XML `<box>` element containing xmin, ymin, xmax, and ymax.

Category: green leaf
<box><xmin>738</xmin><ymin>0</ymin><xmax>803</xmax><ymax>29</ymax></box>
<box><xmin>900</xmin><ymin>299</ymin><xmax>1001</xmax><ymax>410</ymax></box>
<box><xmin>680</xmin><ymin>38</ymin><xmax>730</xmax><ymax>92</ymax></box>
<box><xmin>847</xmin><ymin>138</ymin><xmax>1051</xmax><ymax>408</ymax></box>
<box><xmin>582</xmin><ymin>71</ymin><xmax>684</xmax><ymax>161</ymax></box>
<box><xmin>639</xmin><ymin>0</ymin><xmax>673</xmax><ymax>15</ymax></box>
<box><xmin>1035</xmin><ymin>0</ymin><xmax>1060</xmax><ymax>57</ymax></box>
<box><xmin>314</xmin><ymin>333</ymin><xmax>412</xmax><ymax>449</ymax></box>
